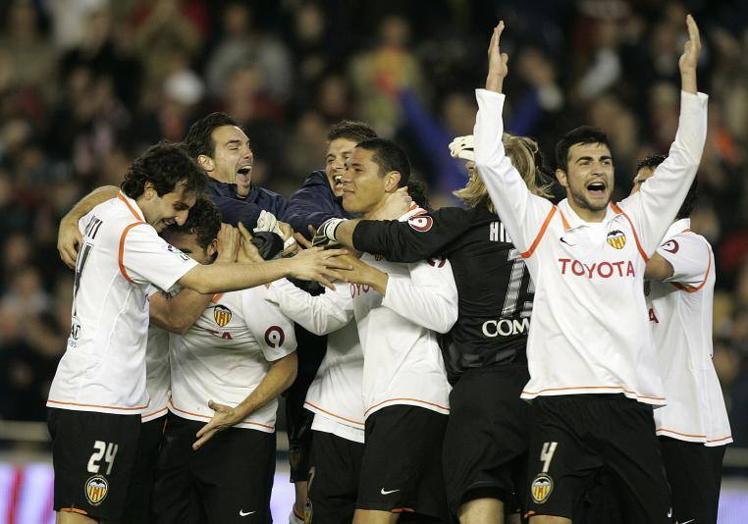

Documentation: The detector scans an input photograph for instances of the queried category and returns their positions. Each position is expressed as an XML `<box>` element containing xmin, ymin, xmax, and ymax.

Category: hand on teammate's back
<box><xmin>215</xmin><ymin>224</ymin><xmax>240</xmax><ymax>263</ymax></box>
<box><xmin>57</xmin><ymin>217</ymin><xmax>82</xmax><ymax>269</ymax></box>
<box><xmin>367</xmin><ymin>187</ymin><xmax>412</xmax><ymax>221</ymax></box>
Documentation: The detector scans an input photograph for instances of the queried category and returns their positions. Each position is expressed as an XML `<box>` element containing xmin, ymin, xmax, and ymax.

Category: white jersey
<box><xmin>647</xmin><ymin>219</ymin><xmax>732</xmax><ymax>446</ymax></box>
<box><xmin>141</xmin><ymin>287</ymin><xmax>174</xmax><ymax>422</ymax></box>
<box><xmin>266</xmin><ymin>279</ymin><xmax>365</xmax><ymax>443</ymax></box>
<box><xmin>169</xmin><ymin>286</ymin><xmax>296</xmax><ymax>433</ymax></box>
<box><xmin>48</xmin><ymin>193</ymin><xmax>197</xmax><ymax>415</ymax></box>
<box><xmin>474</xmin><ymin>89</ymin><xmax>708</xmax><ymax>405</ymax></box>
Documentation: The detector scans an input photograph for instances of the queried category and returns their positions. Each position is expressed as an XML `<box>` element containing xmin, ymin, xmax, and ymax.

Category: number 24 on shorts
<box><xmin>87</xmin><ymin>440</ymin><xmax>119</xmax><ymax>475</ymax></box>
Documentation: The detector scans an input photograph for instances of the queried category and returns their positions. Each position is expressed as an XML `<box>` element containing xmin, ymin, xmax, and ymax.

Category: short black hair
<box><xmin>635</xmin><ymin>154</ymin><xmax>698</xmax><ymax>219</ymax></box>
<box><xmin>555</xmin><ymin>126</ymin><xmax>611</xmax><ymax>171</ymax></box>
<box><xmin>162</xmin><ymin>197</ymin><xmax>222</xmax><ymax>250</ymax></box>
<box><xmin>121</xmin><ymin>142</ymin><xmax>206</xmax><ymax>199</ymax></box>
<box><xmin>407</xmin><ymin>179</ymin><xmax>430</xmax><ymax>210</ymax></box>
<box><xmin>184</xmin><ymin>112</ymin><xmax>240</xmax><ymax>159</ymax></box>
<box><xmin>327</xmin><ymin>120</ymin><xmax>377</xmax><ymax>144</ymax></box>
<box><xmin>355</xmin><ymin>138</ymin><xmax>411</xmax><ymax>187</ymax></box>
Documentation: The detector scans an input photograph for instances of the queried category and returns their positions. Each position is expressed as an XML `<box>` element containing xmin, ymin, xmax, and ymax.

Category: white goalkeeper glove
<box><xmin>448</xmin><ymin>135</ymin><xmax>475</xmax><ymax>161</ymax></box>
<box><xmin>312</xmin><ymin>218</ymin><xmax>346</xmax><ymax>247</ymax></box>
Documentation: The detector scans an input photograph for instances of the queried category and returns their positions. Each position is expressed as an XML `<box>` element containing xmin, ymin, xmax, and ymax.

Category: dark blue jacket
<box><xmin>206</xmin><ymin>178</ymin><xmax>288</xmax><ymax>228</ymax></box>
<box><xmin>284</xmin><ymin>170</ymin><xmax>351</xmax><ymax>239</ymax></box>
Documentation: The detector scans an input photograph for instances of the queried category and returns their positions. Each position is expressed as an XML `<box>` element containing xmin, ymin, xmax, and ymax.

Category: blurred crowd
<box><xmin>1</xmin><ymin>0</ymin><xmax>747</xmax><ymax>450</ymax></box>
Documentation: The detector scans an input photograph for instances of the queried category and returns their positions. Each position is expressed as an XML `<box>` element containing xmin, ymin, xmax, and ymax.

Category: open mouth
<box><xmin>586</xmin><ymin>181</ymin><xmax>607</xmax><ymax>197</ymax></box>
<box><xmin>333</xmin><ymin>175</ymin><xmax>343</xmax><ymax>186</ymax></box>
<box><xmin>237</xmin><ymin>166</ymin><xmax>252</xmax><ymax>176</ymax></box>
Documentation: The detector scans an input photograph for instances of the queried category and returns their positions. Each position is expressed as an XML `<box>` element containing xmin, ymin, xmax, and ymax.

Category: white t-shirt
<box><xmin>648</xmin><ymin>219</ymin><xmax>732</xmax><ymax>446</ymax></box>
<box><xmin>48</xmin><ymin>193</ymin><xmax>197</xmax><ymax>415</ymax></box>
<box><xmin>169</xmin><ymin>286</ymin><xmax>296</xmax><ymax>433</ymax></box>
<box><xmin>141</xmin><ymin>287</ymin><xmax>174</xmax><ymax>422</ymax></box>
<box><xmin>266</xmin><ymin>279</ymin><xmax>365</xmax><ymax>443</ymax></box>
<box><xmin>474</xmin><ymin>88</ymin><xmax>708</xmax><ymax>405</ymax></box>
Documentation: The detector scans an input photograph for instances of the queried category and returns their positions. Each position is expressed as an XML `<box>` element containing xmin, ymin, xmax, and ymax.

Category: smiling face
<box><xmin>139</xmin><ymin>181</ymin><xmax>197</xmax><ymax>232</ymax></box>
<box><xmin>341</xmin><ymin>147</ymin><xmax>401</xmax><ymax>216</ymax></box>
<box><xmin>202</xmin><ymin>125</ymin><xmax>254</xmax><ymax>185</ymax></box>
<box><xmin>325</xmin><ymin>137</ymin><xmax>358</xmax><ymax>197</ymax></box>
<box><xmin>556</xmin><ymin>142</ymin><xmax>614</xmax><ymax>220</ymax></box>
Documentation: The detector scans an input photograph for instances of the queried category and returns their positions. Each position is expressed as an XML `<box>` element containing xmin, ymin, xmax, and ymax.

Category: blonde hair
<box><xmin>453</xmin><ymin>133</ymin><xmax>553</xmax><ymax>212</ymax></box>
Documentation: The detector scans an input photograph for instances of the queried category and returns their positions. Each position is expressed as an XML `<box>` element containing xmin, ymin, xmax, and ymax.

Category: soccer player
<box><xmin>473</xmin><ymin>17</ymin><xmax>706</xmax><ymax>523</ymax></box>
<box><xmin>633</xmin><ymin>156</ymin><xmax>732</xmax><ymax>524</ymax></box>
<box><xmin>152</xmin><ymin>206</ymin><xmax>297</xmax><ymax>524</ymax></box>
<box><xmin>46</xmin><ymin>143</ymin><xmax>348</xmax><ymax>524</ymax></box>
<box><xmin>310</xmin><ymin>137</ymin><xmax>459</xmax><ymax>522</ymax></box>
<box><xmin>316</xmin><ymin>133</ymin><xmax>553</xmax><ymax>523</ymax></box>
<box><xmin>281</xmin><ymin>120</ymin><xmax>377</xmax><ymax>523</ymax></box>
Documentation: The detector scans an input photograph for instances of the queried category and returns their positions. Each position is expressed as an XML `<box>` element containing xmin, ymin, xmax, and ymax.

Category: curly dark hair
<box><xmin>184</xmin><ymin>112</ymin><xmax>240</xmax><ymax>159</ymax></box>
<box><xmin>635</xmin><ymin>154</ymin><xmax>699</xmax><ymax>220</ymax></box>
<box><xmin>555</xmin><ymin>126</ymin><xmax>611</xmax><ymax>172</ymax></box>
<box><xmin>327</xmin><ymin>120</ymin><xmax>377</xmax><ymax>144</ymax></box>
<box><xmin>162</xmin><ymin>197</ymin><xmax>222</xmax><ymax>250</ymax></box>
<box><xmin>120</xmin><ymin>142</ymin><xmax>206</xmax><ymax>199</ymax></box>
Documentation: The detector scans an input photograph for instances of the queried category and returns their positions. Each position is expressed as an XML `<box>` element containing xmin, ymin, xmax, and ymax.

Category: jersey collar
<box><xmin>117</xmin><ymin>192</ymin><xmax>146</xmax><ymax>222</ymax></box>
<box><xmin>557</xmin><ymin>198</ymin><xmax>618</xmax><ymax>230</ymax></box>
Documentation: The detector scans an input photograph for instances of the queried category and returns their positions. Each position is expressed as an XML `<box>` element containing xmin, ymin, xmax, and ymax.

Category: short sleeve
<box><xmin>659</xmin><ymin>233</ymin><xmax>711</xmax><ymax>287</ymax></box>
<box><xmin>121</xmin><ymin>224</ymin><xmax>198</xmax><ymax>291</ymax></box>
<box><xmin>242</xmin><ymin>287</ymin><xmax>298</xmax><ymax>362</ymax></box>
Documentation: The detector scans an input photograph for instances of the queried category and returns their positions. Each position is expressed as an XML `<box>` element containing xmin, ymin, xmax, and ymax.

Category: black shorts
<box><xmin>526</xmin><ymin>395</ymin><xmax>671</xmax><ymax>523</ymax></box>
<box><xmin>122</xmin><ymin>415</ymin><xmax>166</xmax><ymax>523</ymax></box>
<box><xmin>285</xmin><ymin>324</ymin><xmax>327</xmax><ymax>482</ymax></box>
<box><xmin>443</xmin><ymin>364</ymin><xmax>531</xmax><ymax>516</ymax></box>
<box><xmin>660</xmin><ymin>436</ymin><xmax>726</xmax><ymax>524</ymax></box>
<box><xmin>357</xmin><ymin>405</ymin><xmax>449</xmax><ymax>521</ymax></box>
<box><xmin>152</xmin><ymin>413</ymin><xmax>276</xmax><ymax>524</ymax></box>
<box><xmin>48</xmin><ymin>407</ymin><xmax>141</xmax><ymax>521</ymax></box>
<box><xmin>308</xmin><ymin>430</ymin><xmax>365</xmax><ymax>524</ymax></box>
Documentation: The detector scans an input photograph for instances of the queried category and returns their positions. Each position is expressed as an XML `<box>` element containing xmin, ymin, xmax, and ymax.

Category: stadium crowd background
<box><xmin>0</xmin><ymin>0</ymin><xmax>746</xmax><ymax>456</ymax></box>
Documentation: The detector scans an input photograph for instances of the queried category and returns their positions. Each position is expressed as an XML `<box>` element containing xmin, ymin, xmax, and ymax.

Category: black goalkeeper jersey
<box><xmin>353</xmin><ymin>205</ymin><xmax>532</xmax><ymax>384</ymax></box>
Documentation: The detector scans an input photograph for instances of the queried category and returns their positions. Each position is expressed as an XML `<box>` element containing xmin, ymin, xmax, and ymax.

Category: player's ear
<box><xmin>384</xmin><ymin>171</ymin><xmax>402</xmax><ymax>192</ymax></box>
<box><xmin>555</xmin><ymin>168</ymin><xmax>568</xmax><ymax>189</ymax></box>
<box><xmin>197</xmin><ymin>154</ymin><xmax>215</xmax><ymax>173</ymax></box>
<box><xmin>143</xmin><ymin>181</ymin><xmax>156</xmax><ymax>199</ymax></box>
<box><xmin>207</xmin><ymin>238</ymin><xmax>218</xmax><ymax>258</ymax></box>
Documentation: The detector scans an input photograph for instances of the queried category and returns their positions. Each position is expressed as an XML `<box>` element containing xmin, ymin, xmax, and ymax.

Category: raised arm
<box><xmin>619</xmin><ymin>15</ymin><xmax>706</xmax><ymax>254</ymax></box>
<box><xmin>58</xmin><ymin>185</ymin><xmax>119</xmax><ymax>268</ymax></box>
<box><xmin>265</xmin><ymin>278</ymin><xmax>353</xmax><ymax>335</ymax></box>
<box><xmin>473</xmin><ymin>22</ymin><xmax>553</xmax><ymax>254</ymax></box>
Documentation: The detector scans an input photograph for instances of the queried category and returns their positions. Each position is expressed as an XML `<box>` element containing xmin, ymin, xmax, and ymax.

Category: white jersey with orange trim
<box><xmin>266</xmin><ymin>279</ymin><xmax>365</xmax><ymax>441</ymax></box>
<box><xmin>169</xmin><ymin>286</ymin><xmax>296</xmax><ymax>433</ymax></box>
<box><xmin>647</xmin><ymin>219</ymin><xmax>732</xmax><ymax>446</ymax></box>
<box><xmin>48</xmin><ymin>193</ymin><xmax>197</xmax><ymax>415</ymax></box>
<box><xmin>474</xmin><ymin>88</ymin><xmax>708</xmax><ymax>405</ymax></box>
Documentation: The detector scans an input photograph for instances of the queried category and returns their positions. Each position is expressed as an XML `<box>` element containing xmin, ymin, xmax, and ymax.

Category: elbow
<box><xmin>433</xmin><ymin>308</ymin><xmax>458</xmax><ymax>334</ymax></box>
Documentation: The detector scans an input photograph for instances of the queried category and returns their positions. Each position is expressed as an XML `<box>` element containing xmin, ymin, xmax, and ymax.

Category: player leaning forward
<box><xmin>474</xmin><ymin>17</ymin><xmax>706</xmax><ymax>524</ymax></box>
<box><xmin>46</xmin><ymin>143</ymin><xmax>348</xmax><ymax>524</ymax></box>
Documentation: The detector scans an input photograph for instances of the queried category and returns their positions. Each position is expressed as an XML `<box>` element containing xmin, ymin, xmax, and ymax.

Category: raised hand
<box><xmin>215</xmin><ymin>224</ymin><xmax>240</xmax><ymax>263</ymax></box>
<box><xmin>236</xmin><ymin>222</ymin><xmax>264</xmax><ymax>264</ymax></box>
<box><xmin>679</xmin><ymin>14</ymin><xmax>701</xmax><ymax>94</ymax></box>
<box><xmin>368</xmin><ymin>187</ymin><xmax>413</xmax><ymax>220</ymax></box>
<box><xmin>486</xmin><ymin>20</ymin><xmax>509</xmax><ymax>93</ymax></box>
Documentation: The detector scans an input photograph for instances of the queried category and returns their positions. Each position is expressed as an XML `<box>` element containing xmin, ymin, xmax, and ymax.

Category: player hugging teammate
<box><xmin>51</xmin><ymin>13</ymin><xmax>729</xmax><ymax>524</ymax></box>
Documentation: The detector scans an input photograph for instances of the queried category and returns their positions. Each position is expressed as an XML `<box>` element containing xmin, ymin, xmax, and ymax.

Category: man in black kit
<box><xmin>314</xmin><ymin>134</ymin><xmax>553</xmax><ymax>523</ymax></box>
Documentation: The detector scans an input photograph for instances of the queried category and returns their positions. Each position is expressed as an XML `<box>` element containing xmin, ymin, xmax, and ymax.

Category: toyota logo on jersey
<box><xmin>264</xmin><ymin>326</ymin><xmax>286</xmax><ymax>347</ymax></box>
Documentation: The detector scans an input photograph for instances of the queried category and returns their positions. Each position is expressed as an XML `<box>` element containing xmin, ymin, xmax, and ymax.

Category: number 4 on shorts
<box><xmin>87</xmin><ymin>440</ymin><xmax>119</xmax><ymax>475</ymax></box>
<box><xmin>539</xmin><ymin>441</ymin><xmax>558</xmax><ymax>473</ymax></box>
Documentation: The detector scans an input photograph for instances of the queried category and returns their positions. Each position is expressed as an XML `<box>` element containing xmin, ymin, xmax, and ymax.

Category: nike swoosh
<box><xmin>380</xmin><ymin>488</ymin><xmax>400</xmax><ymax>495</ymax></box>
<box><xmin>677</xmin><ymin>520</ymin><xmax>695</xmax><ymax>524</ymax></box>
<box><xmin>239</xmin><ymin>510</ymin><xmax>256</xmax><ymax>517</ymax></box>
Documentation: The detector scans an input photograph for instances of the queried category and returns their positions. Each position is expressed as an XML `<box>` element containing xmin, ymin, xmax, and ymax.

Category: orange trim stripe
<box><xmin>657</xmin><ymin>427</ymin><xmax>733</xmax><ymax>443</ymax></box>
<box><xmin>521</xmin><ymin>385</ymin><xmax>665</xmax><ymax>402</ymax></box>
<box><xmin>364</xmin><ymin>397</ymin><xmax>449</xmax><ymax>416</ymax></box>
<box><xmin>611</xmin><ymin>203</ymin><xmax>648</xmax><ymax>262</ymax></box>
<box><xmin>117</xmin><ymin>192</ymin><xmax>144</xmax><ymax>221</ymax></box>
<box><xmin>60</xmin><ymin>508</ymin><xmax>88</xmax><ymax>515</ymax></box>
<box><xmin>304</xmin><ymin>400</ymin><xmax>365</xmax><ymax>426</ymax></box>
<box><xmin>558</xmin><ymin>209</ymin><xmax>571</xmax><ymax>231</ymax></box>
<box><xmin>672</xmin><ymin>249</ymin><xmax>711</xmax><ymax>293</ymax></box>
<box><xmin>169</xmin><ymin>401</ymin><xmax>275</xmax><ymax>430</ymax></box>
<box><xmin>47</xmin><ymin>399</ymin><xmax>149</xmax><ymax>411</ymax></box>
<box><xmin>118</xmin><ymin>222</ymin><xmax>145</xmax><ymax>283</ymax></box>
<box><xmin>211</xmin><ymin>293</ymin><xmax>224</xmax><ymax>303</ymax></box>
<box><xmin>521</xmin><ymin>207</ymin><xmax>557</xmax><ymax>259</ymax></box>
<box><xmin>142</xmin><ymin>406</ymin><xmax>169</xmax><ymax>419</ymax></box>
<box><xmin>707</xmin><ymin>435</ymin><xmax>733</xmax><ymax>444</ymax></box>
